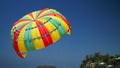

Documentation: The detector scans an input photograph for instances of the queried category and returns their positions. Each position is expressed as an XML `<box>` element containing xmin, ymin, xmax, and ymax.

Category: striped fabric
<box><xmin>10</xmin><ymin>8</ymin><xmax>71</xmax><ymax>58</ymax></box>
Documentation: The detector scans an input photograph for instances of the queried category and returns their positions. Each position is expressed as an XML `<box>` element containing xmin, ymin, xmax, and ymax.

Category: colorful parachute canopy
<box><xmin>11</xmin><ymin>8</ymin><xmax>71</xmax><ymax>58</ymax></box>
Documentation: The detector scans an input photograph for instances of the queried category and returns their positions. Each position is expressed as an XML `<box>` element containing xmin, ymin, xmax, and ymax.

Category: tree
<box><xmin>80</xmin><ymin>52</ymin><xmax>120</xmax><ymax>68</ymax></box>
<box><xmin>37</xmin><ymin>65</ymin><xmax>56</xmax><ymax>68</ymax></box>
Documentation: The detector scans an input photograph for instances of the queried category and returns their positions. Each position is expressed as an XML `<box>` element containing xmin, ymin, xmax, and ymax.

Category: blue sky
<box><xmin>0</xmin><ymin>0</ymin><xmax>120</xmax><ymax>68</ymax></box>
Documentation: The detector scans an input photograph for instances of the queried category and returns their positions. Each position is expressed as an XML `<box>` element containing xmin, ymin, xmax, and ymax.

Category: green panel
<box><xmin>11</xmin><ymin>22</ymin><xmax>29</xmax><ymax>38</ymax></box>
<box><xmin>41</xmin><ymin>11</ymin><xmax>53</xmax><ymax>17</ymax></box>
<box><xmin>36</xmin><ymin>10</ymin><xmax>40</xmax><ymax>18</ymax></box>
<box><xmin>47</xmin><ymin>17</ymin><xmax>66</xmax><ymax>37</ymax></box>
<box><xmin>24</xmin><ymin>23</ymin><xmax>36</xmax><ymax>51</ymax></box>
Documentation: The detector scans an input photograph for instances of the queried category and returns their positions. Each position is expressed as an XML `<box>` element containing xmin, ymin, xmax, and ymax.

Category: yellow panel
<box><xmin>40</xmin><ymin>19</ymin><xmax>61</xmax><ymax>43</ymax></box>
<box><xmin>11</xmin><ymin>20</ymin><xmax>29</xmax><ymax>32</ymax></box>
<box><xmin>14</xmin><ymin>21</ymin><xmax>29</xmax><ymax>28</ymax></box>
<box><xmin>17</xmin><ymin>25</ymin><xmax>28</xmax><ymax>53</ymax></box>
<box><xmin>11</xmin><ymin>21</ymin><xmax>30</xmax><ymax>40</ymax></box>
<box><xmin>32</xmin><ymin>11</ymin><xmax>36</xmax><ymax>20</ymax></box>
<box><xmin>31</xmin><ymin>22</ymin><xmax>45</xmax><ymax>50</ymax></box>
<box><xmin>21</xmin><ymin>53</ymin><xmax>27</xmax><ymax>58</ymax></box>
<box><xmin>11</xmin><ymin>26</ymin><xmax>16</xmax><ymax>37</ymax></box>
<box><xmin>45</xmin><ymin>16</ymin><xmax>70</xmax><ymax>34</ymax></box>
<box><xmin>22</xmin><ymin>14</ymin><xmax>34</xmax><ymax>20</ymax></box>
<box><xmin>38</xmin><ymin>9</ymin><xmax>51</xmax><ymax>18</ymax></box>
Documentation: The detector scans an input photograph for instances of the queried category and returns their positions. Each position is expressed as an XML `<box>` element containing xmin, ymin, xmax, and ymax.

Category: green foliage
<box><xmin>37</xmin><ymin>65</ymin><xmax>56</xmax><ymax>68</ymax></box>
<box><xmin>80</xmin><ymin>52</ymin><xmax>120</xmax><ymax>68</ymax></box>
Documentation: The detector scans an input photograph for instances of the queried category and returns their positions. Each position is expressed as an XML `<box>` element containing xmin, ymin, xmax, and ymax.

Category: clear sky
<box><xmin>0</xmin><ymin>0</ymin><xmax>120</xmax><ymax>68</ymax></box>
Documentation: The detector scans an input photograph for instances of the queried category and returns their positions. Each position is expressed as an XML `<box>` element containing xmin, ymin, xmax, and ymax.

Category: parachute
<box><xmin>10</xmin><ymin>8</ymin><xmax>71</xmax><ymax>58</ymax></box>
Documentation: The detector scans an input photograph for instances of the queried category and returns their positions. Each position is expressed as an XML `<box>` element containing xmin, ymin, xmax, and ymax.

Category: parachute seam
<box><xmin>25</xmin><ymin>18</ymin><xmax>52</xmax><ymax>31</ymax></box>
<box><xmin>17</xmin><ymin>23</ymin><xmax>62</xmax><ymax>42</ymax></box>
<box><xmin>14</xmin><ymin>18</ymin><xmax>52</xmax><ymax>41</ymax></box>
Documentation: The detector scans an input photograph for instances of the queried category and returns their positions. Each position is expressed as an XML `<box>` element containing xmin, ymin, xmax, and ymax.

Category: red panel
<box><xmin>36</xmin><ymin>21</ymin><xmax>53</xmax><ymax>47</ymax></box>
<box><xmin>13</xmin><ymin>24</ymin><xmax>27</xmax><ymax>59</ymax></box>
<box><xmin>13</xmin><ymin>20</ymin><xmax>28</xmax><ymax>26</ymax></box>
<box><xmin>37</xmin><ymin>8</ymin><xmax>49</xmax><ymax>18</ymax></box>
<box><xmin>42</xmin><ymin>13</ymin><xmax>71</xmax><ymax>32</ymax></box>
<box><xmin>54</xmin><ymin>13</ymin><xmax>71</xmax><ymax>31</ymax></box>
<box><xmin>29</xmin><ymin>13</ymin><xmax>34</xmax><ymax>20</ymax></box>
